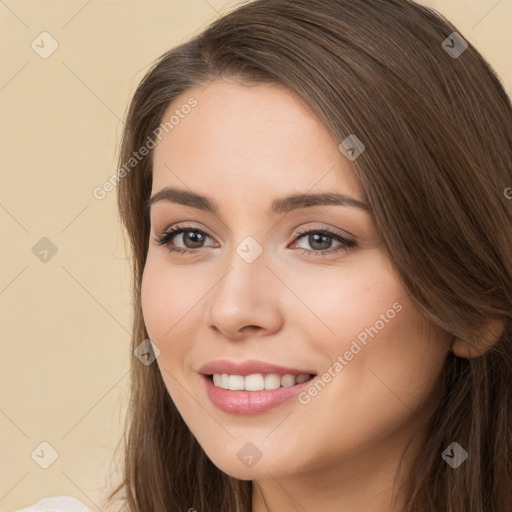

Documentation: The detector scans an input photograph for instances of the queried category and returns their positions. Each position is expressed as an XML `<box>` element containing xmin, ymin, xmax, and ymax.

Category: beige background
<box><xmin>0</xmin><ymin>0</ymin><xmax>510</xmax><ymax>510</ymax></box>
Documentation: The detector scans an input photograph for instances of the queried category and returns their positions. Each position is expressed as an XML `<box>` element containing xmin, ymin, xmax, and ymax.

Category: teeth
<box><xmin>228</xmin><ymin>375</ymin><xmax>245</xmax><ymax>390</ymax></box>
<box><xmin>211</xmin><ymin>373</ymin><xmax>312</xmax><ymax>391</ymax></box>
<box><xmin>246</xmin><ymin>373</ymin><xmax>265</xmax><ymax>390</ymax></box>
<box><xmin>265</xmin><ymin>374</ymin><xmax>281</xmax><ymax>390</ymax></box>
<box><xmin>281</xmin><ymin>374</ymin><xmax>296</xmax><ymax>387</ymax></box>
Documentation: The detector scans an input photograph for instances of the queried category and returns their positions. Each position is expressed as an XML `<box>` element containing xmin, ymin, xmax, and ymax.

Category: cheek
<box><xmin>140</xmin><ymin>256</ymin><xmax>205</xmax><ymax>411</ymax></box>
<box><xmin>286</xmin><ymin>249</ymin><xmax>402</xmax><ymax>344</ymax></box>
<box><xmin>312</xmin><ymin>298</ymin><xmax>447</xmax><ymax>455</ymax></box>
<box><xmin>140</xmin><ymin>260</ymin><xmax>172</xmax><ymax>344</ymax></box>
<box><xmin>140</xmin><ymin>255</ymin><xmax>203</xmax><ymax>375</ymax></box>
<box><xmin>286</xmin><ymin>252</ymin><xmax>449</xmax><ymax>456</ymax></box>
<box><xmin>140</xmin><ymin>254</ymin><xmax>205</xmax><ymax>343</ymax></box>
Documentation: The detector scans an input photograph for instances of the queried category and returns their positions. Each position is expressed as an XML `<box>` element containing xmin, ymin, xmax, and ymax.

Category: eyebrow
<box><xmin>146</xmin><ymin>187</ymin><xmax>370</xmax><ymax>215</ymax></box>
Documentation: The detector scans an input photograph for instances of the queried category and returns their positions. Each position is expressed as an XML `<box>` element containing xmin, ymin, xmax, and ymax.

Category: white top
<box><xmin>13</xmin><ymin>496</ymin><xmax>90</xmax><ymax>512</ymax></box>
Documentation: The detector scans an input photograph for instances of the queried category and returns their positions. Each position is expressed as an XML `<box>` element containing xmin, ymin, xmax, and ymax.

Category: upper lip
<box><xmin>199</xmin><ymin>359</ymin><xmax>316</xmax><ymax>377</ymax></box>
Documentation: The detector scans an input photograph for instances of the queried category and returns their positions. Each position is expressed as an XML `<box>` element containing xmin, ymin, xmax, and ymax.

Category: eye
<box><xmin>290</xmin><ymin>227</ymin><xmax>356</xmax><ymax>256</ymax></box>
<box><xmin>154</xmin><ymin>224</ymin><xmax>357</xmax><ymax>257</ymax></box>
<box><xmin>153</xmin><ymin>224</ymin><xmax>215</xmax><ymax>255</ymax></box>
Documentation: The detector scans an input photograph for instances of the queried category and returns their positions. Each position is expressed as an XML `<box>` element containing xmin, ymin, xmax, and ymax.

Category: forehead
<box><xmin>151</xmin><ymin>79</ymin><xmax>363</xmax><ymax>205</ymax></box>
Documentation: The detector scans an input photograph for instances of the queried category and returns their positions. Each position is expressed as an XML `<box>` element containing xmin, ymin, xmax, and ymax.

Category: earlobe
<box><xmin>451</xmin><ymin>316</ymin><xmax>506</xmax><ymax>359</ymax></box>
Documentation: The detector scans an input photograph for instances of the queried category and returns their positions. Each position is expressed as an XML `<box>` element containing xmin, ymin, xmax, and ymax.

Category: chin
<box><xmin>203</xmin><ymin>445</ymin><xmax>296</xmax><ymax>481</ymax></box>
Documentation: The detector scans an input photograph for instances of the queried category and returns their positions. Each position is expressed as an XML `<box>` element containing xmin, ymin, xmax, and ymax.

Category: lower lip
<box><xmin>200</xmin><ymin>374</ymin><xmax>315</xmax><ymax>415</ymax></box>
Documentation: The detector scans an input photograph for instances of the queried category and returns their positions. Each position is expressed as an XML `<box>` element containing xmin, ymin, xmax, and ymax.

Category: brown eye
<box><xmin>291</xmin><ymin>228</ymin><xmax>356</xmax><ymax>256</ymax></box>
<box><xmin>177</xmin><ymin>230</ymin><xmax>207</xmax><ymax>249</ymax></box>
<box><xmin>154</xmin><ymin>226</ymin><xmax>215</xmax><ymax>254</ymax></box>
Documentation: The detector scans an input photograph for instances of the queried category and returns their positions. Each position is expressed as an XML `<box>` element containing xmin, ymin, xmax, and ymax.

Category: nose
<box><xmin>205</xmin><ymin>251</ymin><xmax>284</xmax><ymax>341</ymax></box>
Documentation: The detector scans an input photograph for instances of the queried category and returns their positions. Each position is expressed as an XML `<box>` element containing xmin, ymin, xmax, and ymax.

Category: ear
<box><xmin>451</xmin><ymin>316</ymin><xmax>506</xmax><ymax>358</ymax></box>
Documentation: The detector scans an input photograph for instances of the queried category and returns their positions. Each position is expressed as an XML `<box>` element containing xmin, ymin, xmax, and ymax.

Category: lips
<box><xmin>198</xmin><ymin>359</ymin><xmax>316</xmax><ymax>377</ymax></box>
<box><xmin>200</xmin><ymin>373</ymin><xmax>316</xmax><ymax>415</ymax></box>
<box><xmin>198</xmin><ymin>359</ymin><xmax>318</xmax><ymax>414</ymax></box>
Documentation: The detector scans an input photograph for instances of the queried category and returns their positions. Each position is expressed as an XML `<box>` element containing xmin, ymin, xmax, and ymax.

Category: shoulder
<box><xmin>13</xmin><ymin>496</ymin><xmax>90</xmax><ymax>512</ymax></box>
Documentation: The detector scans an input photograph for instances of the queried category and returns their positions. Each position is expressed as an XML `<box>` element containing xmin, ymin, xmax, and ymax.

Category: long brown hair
<box><xmin>108</xmin><ymin>1</ymin><xmax>512</xmax><ymax>510</ymax></box>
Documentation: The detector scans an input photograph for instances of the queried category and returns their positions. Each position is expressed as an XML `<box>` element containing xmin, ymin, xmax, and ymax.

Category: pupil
<box><xmin>184</xmin><ymin>231</ymin><xmax>204</xmax><ymax>248</ymax></box>
<box><xmin>310</xmin><ymin>233</ymin><xmax>331</xmax><ymax>250</ymax></box>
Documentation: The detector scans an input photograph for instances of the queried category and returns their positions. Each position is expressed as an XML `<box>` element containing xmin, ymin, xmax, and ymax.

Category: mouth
<box><xmin>200</xmin><ymin>372</ymin><xmax>317</xmax><ymax>415</ymax></box>
<box><xmin>207</xmin><ymin>372</ymin><xmax>316</xmax><ymax>391</ymax></box>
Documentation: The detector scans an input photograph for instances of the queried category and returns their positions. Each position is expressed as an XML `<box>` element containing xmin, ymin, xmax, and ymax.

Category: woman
<box><xmin>107</xmin><ymin>0</ymin><xmax>511</xmax><ymax>510</ymax></box>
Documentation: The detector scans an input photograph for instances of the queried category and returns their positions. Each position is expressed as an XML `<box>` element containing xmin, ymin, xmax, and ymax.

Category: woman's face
<box><xmin>141</xmin><ymin>79</ymin><xmax>450</xmax><ymax>482</ymax></box>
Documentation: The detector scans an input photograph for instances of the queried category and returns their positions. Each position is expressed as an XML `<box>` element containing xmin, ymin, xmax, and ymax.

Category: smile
<box><xmin>201</xmin><ymin>373</ymin><xmax>317</xmax><ymax>415</ymax></box>
<box><xmin>211</xmin><ymin>372</ymin><xmax>312</xmax><ymax>391</ymax></box>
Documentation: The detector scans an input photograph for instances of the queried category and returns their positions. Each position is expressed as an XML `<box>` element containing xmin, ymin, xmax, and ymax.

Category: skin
<box><xmin>141</xmin><ymin>78</ymin><xmax>454</xmax><ymax>512</ymax></box>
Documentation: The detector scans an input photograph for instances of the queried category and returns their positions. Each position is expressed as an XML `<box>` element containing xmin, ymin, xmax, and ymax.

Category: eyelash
<box><xmin>153</xmin><ymin>223</ymin><xmax>356</xmax><ymax>258</ymax></box>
